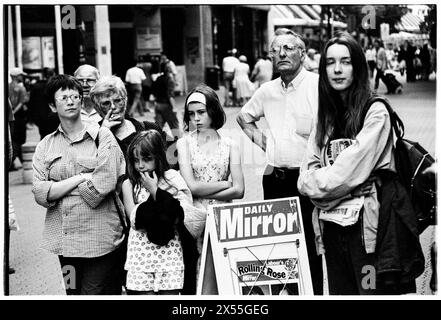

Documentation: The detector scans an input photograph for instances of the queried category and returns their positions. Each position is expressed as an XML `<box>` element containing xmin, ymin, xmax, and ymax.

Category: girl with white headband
<box><xmin>176</xmin><ymin>84</ymin><xmax>245</xmax><ymax>290</ymax></box>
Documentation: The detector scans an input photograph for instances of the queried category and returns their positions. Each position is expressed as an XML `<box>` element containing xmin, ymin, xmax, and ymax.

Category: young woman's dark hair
<box><xmin>45</xmin><ymin>74</ymin><xmax>83</xmax><ymax>106</ymax></box>
<box><xmin>126</xmin><ymin>130</ymin><xmax>170</xmax><ymax>187</ymax></box>
<box><xmin>183</xmin><ymin>84</ymin><xmax>226</xmax><ymax>131</ymax></box>
<box><xmin>316</xmin><ymin>31</ymin><xmax>373</xmax><ymax>149</ymax></box>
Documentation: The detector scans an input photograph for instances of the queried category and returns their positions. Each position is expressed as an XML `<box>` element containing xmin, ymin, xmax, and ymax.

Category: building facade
<box><xmin>8</xmin><ymin>4</ymin><xmax>269</xmax><ymax>91</ymax></box>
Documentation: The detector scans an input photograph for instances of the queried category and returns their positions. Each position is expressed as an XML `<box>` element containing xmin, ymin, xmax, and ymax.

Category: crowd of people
<box><xmin>7</xmin><ymin>27</ymin><xmax>435</xmax><ymax>296</ymax></box>
<box><xmin>366</xmin><ymin>38</ymin><xmax>436</xmax><ymax>83</ymax></box>
<box><xmin>21</xmin><ymin>62</ymin><xmax>242</xmax><ymax>294</ymax></box>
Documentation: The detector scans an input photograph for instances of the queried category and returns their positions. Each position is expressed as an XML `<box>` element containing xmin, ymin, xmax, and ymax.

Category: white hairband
<box><xmin>186</xmin><ymin>92</ymin><xmax>206</xmax><ymax>106</ymax></box>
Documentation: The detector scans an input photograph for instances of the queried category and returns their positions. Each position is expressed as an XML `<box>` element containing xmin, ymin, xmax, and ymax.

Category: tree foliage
<box><xmin>420</xmin><ymin>5</ymin><xmax>436</xmax><ymax>48</ymax></box>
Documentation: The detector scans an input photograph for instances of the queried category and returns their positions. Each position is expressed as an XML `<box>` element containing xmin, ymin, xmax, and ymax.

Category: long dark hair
<box><xmin>183</xmin><ymin>84</ymin><xmax>226</xmax><ymax>131</ymax></box>
<box><xmin>316</xmin><ymin>31</ymin><xmax>373</xmax><ymax>149</ymax></box>
<box><xmin>126</xmin><ymin>130</ymin><xmax>170</xmax><ymax>187</ymax></box>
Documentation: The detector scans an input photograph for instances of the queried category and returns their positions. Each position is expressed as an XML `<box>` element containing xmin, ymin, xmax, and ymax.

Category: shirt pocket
<box><xmin>77</xmin><ymin>156</ymin><xmax>98</xmax><ymax>173</ymax></box>
<box><xmin>45</xmin><ymin>153</ymin><xmax>63</xmax><ymax>181</ymax></box>
<box><xmin>295</xmin><ymin>114</ymin><xmax>313</xmax><ymax>137</ymax></box>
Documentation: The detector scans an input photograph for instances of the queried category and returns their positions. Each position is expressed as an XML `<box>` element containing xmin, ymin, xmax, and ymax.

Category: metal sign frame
<box><xmin>197</xmin><ymin>197</ymin><xmax>313</xmax><ymax>295</ymax></box>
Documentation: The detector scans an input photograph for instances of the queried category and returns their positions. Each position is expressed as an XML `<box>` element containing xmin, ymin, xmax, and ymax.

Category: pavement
<box><xmin>7</xmin><ymin>71</ymin><xmax>437</xmax><ymax>296</ymax></box>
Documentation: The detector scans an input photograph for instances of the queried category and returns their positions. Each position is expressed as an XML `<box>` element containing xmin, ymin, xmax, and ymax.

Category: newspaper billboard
<box><xmin>197</xmin><ymin>197</ymin><xmax>313</xmax><ymax>295</ymax></box>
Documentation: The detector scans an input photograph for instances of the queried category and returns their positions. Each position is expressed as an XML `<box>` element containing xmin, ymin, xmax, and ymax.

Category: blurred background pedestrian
<box><xmin>365</xmin><ymin>44</ymin><xmax>377</xmax><ymax>78</ymax></box>
<box><xmin>8</xmin><ymin>67</ymin><xmax>29</xmax><ymax>170</ymax></box>
<box><xmin>222</xmin><ymin>49</ymin><xmax>240</xmax><ymax>107</ymax></box>
<box><xmin>304</xmin><ymin>48</ymin><xmax>319</xmax><ymax>73</ymax></box>
<box><xmin>233</xmin><ymin>55</ymin><xmax>255</xmax><ymax>106</ymax></box>
<box><xmin>250</xmin><ymin>51</ymin><xmax>273</xmax><ymax>88</ymax></box>
<box><xmin>126</xmin><ymin>59</ymin><xmax>146</xmax><ymax>117</ymax></box>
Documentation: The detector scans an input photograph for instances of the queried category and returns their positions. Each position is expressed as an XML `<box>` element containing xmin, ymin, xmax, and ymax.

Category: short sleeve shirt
<box><xmin>240</xmin><ymin>68</ymin><xmax>319</xmax><ymax>168</ymax></box>
<box><xmin>126</xmin><ymin>66</ymin><xmax>147</xmax><ymax>84</ymax></box>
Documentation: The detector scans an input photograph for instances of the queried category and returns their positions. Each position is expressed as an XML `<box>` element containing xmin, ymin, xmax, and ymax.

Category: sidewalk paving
<box><xmin>7</xmin><ymin>72</ymin><xmax>436</xmax><ymax>295</ymax></box>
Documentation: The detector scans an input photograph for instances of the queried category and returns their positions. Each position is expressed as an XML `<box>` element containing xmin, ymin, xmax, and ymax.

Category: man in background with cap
<box><xmin>74</xmin><ymin>64</ymin><xmax>102</xmax><ymax>126</ymax></box>
<box><xmin>8</xmin><ymin>67</ymin><xmax>29</xmax><ymax>169</ymax></box>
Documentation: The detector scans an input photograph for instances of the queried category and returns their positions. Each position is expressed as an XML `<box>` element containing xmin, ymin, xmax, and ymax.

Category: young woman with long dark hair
<box><xmin>298</xmin><ymin>32</ymin><xmax>421</xmax><ymax>295</ymax></box>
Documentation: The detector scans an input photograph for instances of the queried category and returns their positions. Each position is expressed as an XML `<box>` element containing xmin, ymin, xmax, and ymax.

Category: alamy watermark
<box><xmin>62</xmin><ymin>264</ymin><xmax>76</xmax><ymax>290</ymax></box>
<box><xmin>361</xmin><ymin>5</ymin><xmax>376</xmax><ymax>30</ymax></box>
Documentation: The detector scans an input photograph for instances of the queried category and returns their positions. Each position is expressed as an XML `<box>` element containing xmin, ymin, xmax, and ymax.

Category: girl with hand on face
<box><xmin>121</xmin><ymin>130</ymin><xmax>198</xmax><ymax>295</ymax></box>
<box><xmin>176</xmin><ymin>84</ymin><xmax>245</xmax><ymax>251</ymax></box>
<box><xmin>298</xmin><ymin>32</ymin><xmax>421</xmax><ymax>295</ymax></box>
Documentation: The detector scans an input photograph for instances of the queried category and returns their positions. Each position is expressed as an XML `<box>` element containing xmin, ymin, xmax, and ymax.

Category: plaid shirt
<box><xmin>32</xmin><ymin>124</ymin><xmax>126</xmax><ymax>258</ymax></box>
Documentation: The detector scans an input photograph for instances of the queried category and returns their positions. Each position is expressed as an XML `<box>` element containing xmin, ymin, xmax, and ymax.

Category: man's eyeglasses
<box><xmin>76</xmin><ymin>78</ymin><xmax>97</xmax><ymax>86</ymax></box>
<box><xmin>270</xmin><ymin>44</ymin><xmax>303</xmax><ymax>56</ymax></box>
<box><xmin>100</xmin><ymin>97</ymin><xmax>125</xmax><ymax>108</ymax></box>
<box><xmin>55</xmin><ymin>94</ymin><xmax>82</xmax><ymax>103</ymax></box>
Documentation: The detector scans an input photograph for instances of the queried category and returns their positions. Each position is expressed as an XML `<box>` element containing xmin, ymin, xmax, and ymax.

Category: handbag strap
<box><xmin>94</xmin><ymin>130</ymin><xmax>130</xmax><ymax>233</ymax></box>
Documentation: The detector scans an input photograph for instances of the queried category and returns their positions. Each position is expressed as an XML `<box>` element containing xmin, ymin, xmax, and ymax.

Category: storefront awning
<box><xmin>395</xmin><ymin>12</ymin><xmax>423</xmax><ymax>33</ymax></box>
<box><xmin>270</xmin><ymin>4</ymin><xmax>347</xmax><ymax>28</ymax></box>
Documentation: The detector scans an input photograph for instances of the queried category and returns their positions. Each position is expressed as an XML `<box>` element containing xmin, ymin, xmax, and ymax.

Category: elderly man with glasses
<box><xmin>74</xmin><ymin>64</ymin><xmax>102</xmax><ymax>126</ymax></box>
<box><xmin>236</xmin><ymin>28</ymin><xmax>323</xmax><ymax>295</ymax></box>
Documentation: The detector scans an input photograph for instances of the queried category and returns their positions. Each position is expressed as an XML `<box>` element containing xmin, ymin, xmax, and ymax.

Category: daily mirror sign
<box><xmin>198</xmin><ymin>197</ymin><xmax>313</xmax><ymax>295</ymax></box>
<box><xmin>216</xmin><ymin>199</ymin><xmax>301</xmax><ymax>244</ymax></box>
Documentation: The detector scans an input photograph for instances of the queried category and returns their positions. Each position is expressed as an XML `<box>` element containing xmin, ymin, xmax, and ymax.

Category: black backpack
<box><xmin>367</xmin><ymin>97</ymin><xmax>436</xmax><ymax>234</ymax></box>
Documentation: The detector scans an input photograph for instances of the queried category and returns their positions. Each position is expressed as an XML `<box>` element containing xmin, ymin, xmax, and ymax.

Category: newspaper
<box><xmin>320</xmin><ymin>138</ymin><xmax>364</xmax><ymax>226</ymax></box>
<box><xmin>236</xmin><ymin>258</ymin><xmax>300</xmax><ymax>295</ymax></box>
<box><xmin>318</xmin><ymin>196</ymin><xmax>365</xmax><ymax>226</ymax></box>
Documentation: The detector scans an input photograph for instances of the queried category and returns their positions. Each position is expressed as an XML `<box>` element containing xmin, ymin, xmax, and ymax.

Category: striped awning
<box><xmin>270</xmin><ymin>4</ymin><xmax>347</xmax><ymax>28</ymax></box>
<box><xmin>395</xmin><ymin>12</ymin><xmax>423</xmax><ymax>33</ymax></box>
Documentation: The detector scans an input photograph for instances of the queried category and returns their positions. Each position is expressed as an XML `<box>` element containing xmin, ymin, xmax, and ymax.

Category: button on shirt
<box><xmin>32</xmin><ymin>124</ymin><xmax>126</xmax><ymax>258</ymax></box>
<box><xmin>125</xmin><ymin>66</ymin><xmax>147</xmax><ymax>84</ymax></box>
<box><xmin>240</xmin><ymin>68</ymin><xmax>319</xmax><ymax>168</ymax></box>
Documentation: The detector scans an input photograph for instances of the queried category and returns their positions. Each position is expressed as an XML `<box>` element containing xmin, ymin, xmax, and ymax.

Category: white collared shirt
<box><xmin>240</xmin><ymin>68</ymin><xmax>319</xmax><ymax>168</ymax></box>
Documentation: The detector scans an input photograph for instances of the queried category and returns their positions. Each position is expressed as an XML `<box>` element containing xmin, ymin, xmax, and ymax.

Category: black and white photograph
<box><xmin>4</xmin><ymin>2</ymin><xmax>437</xmax><ymax>300</ymax></box>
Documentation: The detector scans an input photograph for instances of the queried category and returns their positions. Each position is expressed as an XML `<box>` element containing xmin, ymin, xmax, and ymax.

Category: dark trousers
<box><xmin>262</xmin><ymin>166</ymin><xmax>323</xmax><ymax>295</ymax></box>
<box><xmin>58</xmin><ymin>248</ymin><xmax>122</xmax><ymax>295</ymax></box>
<box><xmin>374</xmin><ymin>68</ymin><xmax>388</xmax><ymax>90</ymax></box>
<box><xmin>367</xmin><ymin>60</ymin><xmax>376</xmax><ymax>78</ymax></box>
<box><xmin>11</xmin><ymin>112</ymin><xmax>27</xmax><ymax>162</ymax></box>
<box><xmin>128</xmin><ymin>83</ymin><xmax>143</xmax><ymax>115</ymax></box>
<box><xmin>323</xmin><ymin>219</ymin><xmax>416</xmax><ymax>295</ymax></box>
<box><xmin>155</xmin><ymin>102</ymin><xmax>179</xmax><ymax>132</ymax></box>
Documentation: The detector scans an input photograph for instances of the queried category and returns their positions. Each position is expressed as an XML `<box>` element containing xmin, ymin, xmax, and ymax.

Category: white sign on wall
<box><xmin>41</xmin><ymin>36</ymin><xmax>55</xmax><ymax>69</ymax></box>
<box><xmin>197</xmin><ymin>197</ymin><xmax>313</xmax><ymax>295</ymax></box>
<box><xmin>136</xmin><ymin>27</ymin><xmax>162</xmax><ymax>50</ymax></box>
<box><xmin>22</xmin><ymin>37</ymin><xmax>42</xmax><ymax>69</ymax></box>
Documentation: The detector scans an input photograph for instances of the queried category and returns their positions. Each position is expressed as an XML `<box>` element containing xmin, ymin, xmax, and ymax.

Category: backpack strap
<box><xmin>364</xmin><ymin>96</ymin><xmax>405</xmax><ymax>140</ymax></box>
